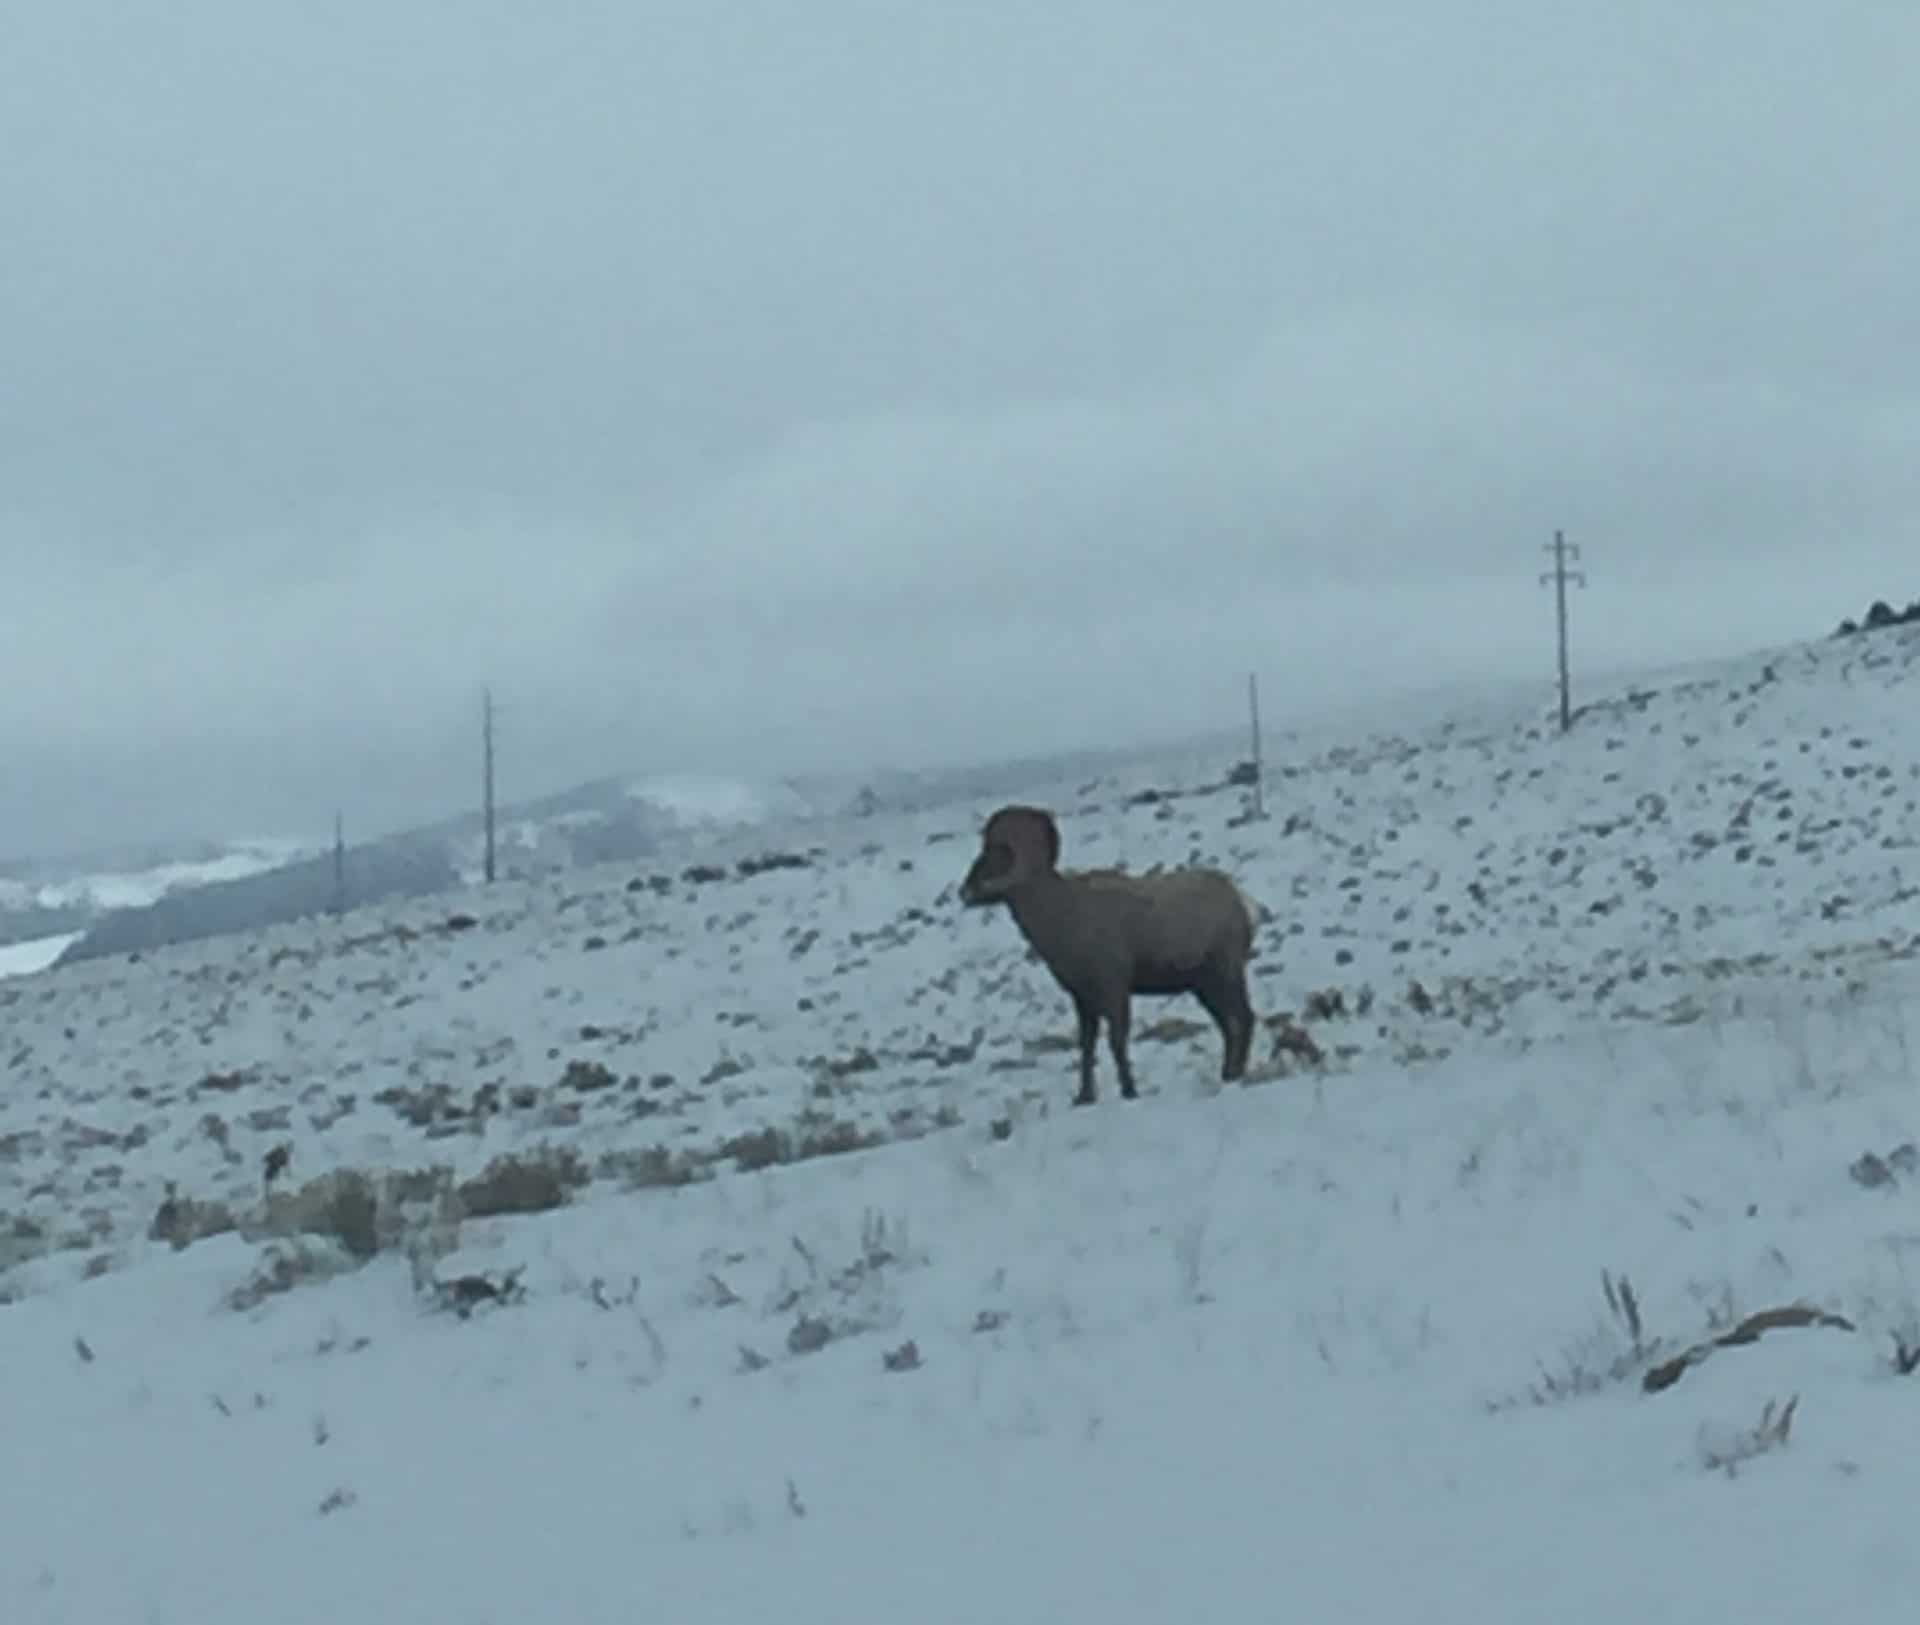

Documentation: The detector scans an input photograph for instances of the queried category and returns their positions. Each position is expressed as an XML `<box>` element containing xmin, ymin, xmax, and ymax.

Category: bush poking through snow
<box><xmin>559</xmin><ymin>1058</ymin><xmax>618</xmax><ymax>1094</ymax></box>
<box><xmin>598</xmin><ymin>1144</ymin><xmax>706</xmax><ymax>1190</ymax></box>
<box><xmin>261</xmin><ymin>1169</ymin><xmax>383</xmax><ymax>1261</ymax></box>
<box><xmin>796</xmin><ymin>1110</ymin><xmax>889</xmax><ymax>1160</ymax></box>
<box><xmin>1696</xmin><ymin>1395</ymin><xmax>1800</xmax><ymax>1478</ymax></box>
<box><xmin>227</xmin><ymin>1237</ymin><xmax>359</xmax><ymax>1312</ymax></box>
<box><xmin>252</xmin><ymin>1165</ymin><xmax>465</xmax><ymax>1277</ymax></box>
<box><xmin>766</xmin><ymin>1210</ymin><xmax>920</xmax><ymax>1357</ymax></box>
<box><xmin>1266</xmin><ymin>1015</ymin><xmax>1326</xmax><ymax>1070</ymax></box>
<box><xmin>1604</xmin><ymin>1271</ymin><xmax>1645</xmax><ymax>1342</ymax></box>
<box><xmin>787</xmin><ymin>1314</ymin><xmax>834</xmax><ymax>1356</ymax></box>
<box><xmin>724</xmin><ymin>1127</ymin><xmax>789</xmax><ymax>1173</ymax></box>
<box><xmin>1642</xmin><ymin>1303</ymin><xmax>1857</xmax><ymax>1394</ymax></box>
<box><xmin>1500</xmin><ymin>1274</ymin><xmax>1859</xmax><ymax>1407</ymax></box>
<box><xmin>1</xmin><ymin>1212</ymin><xmax>49</xmax><ymax>1274</ymax></box>
<box><xmin>1493</xmin><ymin>1270</ymin><xmax>1667</xmax><ymax>1410</ymax></box>
<box><xmin>1860</xmin><ymin>1296</ymin><xmax>1920</xmax><ymax>1378</ymax></box>
<box><xmin>721</xmin><ymin>1112</ymin><xmax>888</xmax><ymax>1174</ymax></box>
<box><xmin>456</xmin><ymin>1145</ymin><xmax>589</xmax><ymax>1218</ymax></box>
<box><xmin>1892</xmin><ymin>1331</ymin><xmax>1920</xmax><ymax>1377</ymax></box>
<box><xmin>147</xmin><ymin>1183</ymin><xmax>237</xmax><ymax>1252</ymax></box>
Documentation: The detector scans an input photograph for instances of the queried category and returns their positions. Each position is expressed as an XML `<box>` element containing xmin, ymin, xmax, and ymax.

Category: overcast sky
<box><xmin>4</xmin><ymin>2</ymin><xmax>1917</xmax><ymax>854</ymax></box>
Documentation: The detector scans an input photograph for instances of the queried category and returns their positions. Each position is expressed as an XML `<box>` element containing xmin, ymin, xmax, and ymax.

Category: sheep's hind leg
<box><xmin>1105</xmin><ymin>997</ymin><xmax>1139</xmax><ymax>1100</ymax></box>
<box><xmin>1195</xmin><ymin>970</ymin><xmax>1254</xmax><ymax>1082</ymax></box>
<box><xmin>1223</xmin><ymin>975</ymin><xmax>1256</xmax><ymax>1081</ymax></box>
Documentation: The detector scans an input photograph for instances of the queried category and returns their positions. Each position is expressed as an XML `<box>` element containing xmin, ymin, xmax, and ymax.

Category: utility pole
<box><xmin>1246</xmin><ymin>671</ymin><xmax>1266</xmax><ymax>821</ymax></box>
<box><xmin>1539</xmin><ymin>530</ymin><xmax>1586</xmax><ymax>733</ymax></box>
<box><xmin>482</xmin><ymin>686</ymin><xmax>497</xmax><ymax>884</ymax></box>
<box><xmin>331</xmin><ymin>811</ymin><xmax>346</xmax><ymax>915</ymax></box>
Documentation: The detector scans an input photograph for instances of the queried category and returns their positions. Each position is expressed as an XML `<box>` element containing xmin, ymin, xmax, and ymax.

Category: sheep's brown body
<box><xmin>959</xmin><ymin>804</ymin><xmax>1258</xmax><ymax>1106</ymax></box>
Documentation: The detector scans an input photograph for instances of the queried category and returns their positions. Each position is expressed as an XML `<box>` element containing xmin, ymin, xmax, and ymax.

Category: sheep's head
<box><xmin>959</xmin><ymin>805</ymin><xmax>1061</xmax><ymax>906</ymax></box>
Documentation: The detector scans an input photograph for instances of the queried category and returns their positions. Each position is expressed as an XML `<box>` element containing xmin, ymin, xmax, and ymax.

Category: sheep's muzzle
<box><xmin>958</xmin><ymin>854</ymin><xmax>1007</xmax><ymax>907</ymax></box>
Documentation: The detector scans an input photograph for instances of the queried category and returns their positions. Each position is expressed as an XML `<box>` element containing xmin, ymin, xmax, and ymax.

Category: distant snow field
<box><xmin>624</xmin><ymin>770</ymin><xmax>812</xmax><ymax>827</ymax></box>
<box><xmin>0</xmin><ymin>933</ymin><xmax>81</xmax><ymax>982</ymax></box>
<box><xmin>7</xmin><ymin>627</ymin><xmax>1920</xmax><ymax>1622</ymax></box>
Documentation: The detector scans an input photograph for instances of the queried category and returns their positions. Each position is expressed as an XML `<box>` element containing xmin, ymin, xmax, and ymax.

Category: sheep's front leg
<box><xmin>1072</xmin><ymin>994</ymin><xmax>1100</xmax><ymax>1106</ymax></box>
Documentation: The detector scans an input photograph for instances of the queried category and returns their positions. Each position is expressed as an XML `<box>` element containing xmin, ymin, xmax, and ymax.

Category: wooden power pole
<box><xmin>482</xmin><ymin>686</ymin><xmax>497</xmax><ymax>884</ymax></box>
<box><xmin>1246</xmin><ymin>671</ymin><xmax>1266</xmax><ymax>821</ymax></box>
<box><xmin>1539</xmin><ymin>530</ymin><xmax>1586</xmax><ymax>733</ymax></box>
<box><xmin>331</xmin><ymin>811</ymin><xmax>346</xmax><ymax>915</ymax></box>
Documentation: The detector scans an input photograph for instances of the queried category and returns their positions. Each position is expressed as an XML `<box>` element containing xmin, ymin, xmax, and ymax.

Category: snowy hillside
<box><xmin>7</xmin><ymin>625</ymin><xmax>1920</xmax><ymax>1621</ymax></box>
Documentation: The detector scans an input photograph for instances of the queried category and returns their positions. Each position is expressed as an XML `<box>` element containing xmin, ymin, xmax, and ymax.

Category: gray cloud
<box><xmin>4</xmin><ymin>2</ymin><xmax>1918</xmax><ymax>853</ymax></box>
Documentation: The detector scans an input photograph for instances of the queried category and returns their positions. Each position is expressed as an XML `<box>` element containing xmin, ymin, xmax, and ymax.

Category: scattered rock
<box><xmin>431</xmin><ymin>1266</ymin><xmax>526</xmax><ymax>1320</ymax></box>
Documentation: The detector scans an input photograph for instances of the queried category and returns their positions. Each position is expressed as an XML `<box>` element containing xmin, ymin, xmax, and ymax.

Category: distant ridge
<box><xmin>46</xmin><ymin>772</ymin><xmax>834</xmax><ymax>968</ymax></box>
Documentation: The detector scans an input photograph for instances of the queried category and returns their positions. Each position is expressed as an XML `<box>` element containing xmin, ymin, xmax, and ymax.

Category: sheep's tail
<box><xmin>1231</xmin><ymin>881</ymin><xmax>1263</xmax><ymax>956</ymax></box>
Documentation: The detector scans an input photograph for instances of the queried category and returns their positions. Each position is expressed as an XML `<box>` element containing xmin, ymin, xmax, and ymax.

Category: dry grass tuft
<box><xmin>1888</xmin><ymin>1327</ymin><xmax>1920</xmax><ymax>1376</ymax></box>
<box><xmin>1492</xmin><ymin>1270</ymin><xmax>1667</xmax><ymax>1411</ymax></box>
<box><xmin>1697</xmin><ymin>1395</ymin><xmax>1800</xmax><ymax>1477</ymax></box>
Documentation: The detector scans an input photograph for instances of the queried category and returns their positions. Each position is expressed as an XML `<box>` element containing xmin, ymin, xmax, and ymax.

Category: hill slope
<box><xmin>6</xmin><ymin>625</ymin><xmax>1920</xmax><ymax>1269</ymax></box>
<box><xmin>5</xmin><ymin>626</ymin><xmax>1920</xmax><ymax>1622</ymax></box>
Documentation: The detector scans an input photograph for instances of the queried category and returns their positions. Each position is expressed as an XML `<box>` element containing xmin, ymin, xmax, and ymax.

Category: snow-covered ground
<box><xmin>6</xmin><ymin>625</ymin><xmax>1920</xmax><ymax>1621</ymax></box>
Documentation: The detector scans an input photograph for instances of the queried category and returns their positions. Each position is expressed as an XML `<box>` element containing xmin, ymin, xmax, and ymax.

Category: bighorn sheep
<box><xmin>958</xmin><ymin>804</ymin><xmax>1258</xmax><ymax>1106</ymax></box>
